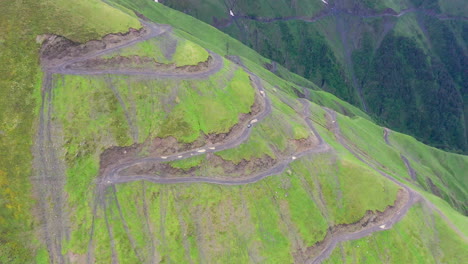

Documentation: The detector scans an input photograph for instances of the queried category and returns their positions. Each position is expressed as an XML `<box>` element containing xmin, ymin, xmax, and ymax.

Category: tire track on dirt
<box><xmin>141</xmin><ymin>182</ymin><xmax>158</xmax><ymax>263</ymax></box>
<box><xmin>107</xmin><ymin>77</ymin><xmax>139</xmax><ymax>143</ymax></box>
<box><xmin>103</xmin><ymin>199</ymin><xmax>118</xmax><ymax>264</ymax></box>
<box><xmin>307</xmin><ymin>107</ymin><xmax>466</xmax><ymax>263</ymax></box>
<box><xmin>400</xmin><ymin>154</ymin><xmax>418</xmax><ymax>182</ymax></box>
<box><xmin>111</xmin><ymin>186</ymin><xmax>145</xmax><ymax>263</ymax></box>
<box><xmin>37</xmin><ymin>16</ymin><xmax>457</xmax><ymax>264</ymax></box>
<box><xmin>39</xmin><ymin>20</ymin><xmax>225</xmax><ymax>263</ymax></box>
<box><xmin>383</xmin><ymin>128</ymin><xmax>391</xmax><ymax>145</ymax></box>
<box><xmin>34</xmin><ymin>73</ymin><xmax>68</xmax><ymax>264</ymax></box>
<box><xmin>103</xmin><ymin>99</ymin><xmax>330</xmax><ymax>186</ymax></box>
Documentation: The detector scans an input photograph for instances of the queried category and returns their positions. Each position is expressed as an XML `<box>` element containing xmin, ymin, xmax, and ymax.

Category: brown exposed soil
<box><xmin>99</xmin><ymin>80</ymin><xmax>264</xmax><ymax>174</ymax></box>
<box><xmin>206</xmin><ymin>91</ymin><xmax>263</xmax><ymax>144</ymax></box>
<box><xmin>120</xmin><ymin>152</ymin><xmax>278</xmax><ymax>179</ymax></box>
<box><xmin>427</xmin><ymin>178</ymin><xmax>442</xmax><ymax>197</ymax></box>
<box><xmin>293</xmin><ymin>136</ymin><xmax>318</xmax><ymax>152</ymax></box>
<box><xmin>303</xmin><ymin>189</ymin><xmax>409</xmax><ymax>260</ymax></box>
<box><xmin>212</xmin><ymin>154</ymin><xmax>277</xmax><ymax>177</ymax></box>
<box><xmin>99</xmin><ymin>144</ymin><xmax>141</xmax><ymax>174</ymax></box>
<box><xmin>118</xmin><ymin>133</ymin><xmax>317</xmax><ymax>180</ymax></box>
<box><xmin>39</xmin><ymin>27</ymin><xmax>148</xmax><ymax>68</ymax></box>
<box><xmin>66</xmin><ymin>54</ymin><xmax>214</xmax><ymax>73</ymax></box>
<box><xmin>293</xmin><ymin>87</ymin><xmax>306</xmax><ymax>98</ymax></box>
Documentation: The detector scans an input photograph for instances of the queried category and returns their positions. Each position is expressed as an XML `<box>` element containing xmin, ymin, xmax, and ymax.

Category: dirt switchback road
<box><xmin>36</xmin><ymin>17</ymin><xmax>464</xmax><ymax>264</ymax></box>
<box><xmin>101</xmin><ymin>99</ymin><xmax>331</xmax><ymax>186</ymax></box>
<box><xmin>36</xmin><ymin>19</ymin><xmax>224</xmax><ymax>264</ymax></box>
<box><xmin>306</xmin><ymin>108</ymin><xmax>466</xmax><ymax>263</ymax></box>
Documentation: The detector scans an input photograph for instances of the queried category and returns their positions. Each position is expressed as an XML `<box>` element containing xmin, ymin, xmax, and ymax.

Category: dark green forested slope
<box><xmin>164</xmin><ymin>0</ymin><xmax>468</xmax><ymax>153</ymax></box>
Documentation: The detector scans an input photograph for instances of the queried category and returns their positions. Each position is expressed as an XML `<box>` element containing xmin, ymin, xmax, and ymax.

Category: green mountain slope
<box><xmin>0</xmin><ymin>0</ymin><xmax>466</xmax><ymax>263</ymax></box>
<box><xmin>163</xmin><ymin>0</ymin><xmax>468</xmax><ymax>153</ymax></box>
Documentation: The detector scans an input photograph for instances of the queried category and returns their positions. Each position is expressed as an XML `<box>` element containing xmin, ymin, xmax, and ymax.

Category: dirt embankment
<box><xmin>39</xmin><ymin>27</ymin><xmax>148</xmax><ymax>68</ymax></box>
<box><xmin>99</xmin><ymin>80</ymin><xmax>264</xmax><ymax>175</ymax></box>
<box><xmin>114</xmin><ymin>131</ymin><xmax>317</xmax><ymax>180</ymax></box>
<box><xmin>66</xmin><ymin>54</ymin><xmax>215</xmax><ymax>73</ymax></box>
<box><xmin>301</xmin><ymin>189</ymin><xmax>409</xmax><ymax>262</ymax></box>
<box><xmin>120</xmin><ymin>153</ymin><xmax>278</xmax><ymax>179</ymax></box>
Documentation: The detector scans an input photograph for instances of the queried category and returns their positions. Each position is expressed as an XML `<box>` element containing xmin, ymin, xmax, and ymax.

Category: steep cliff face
<box><xmin>164</xmin><ymin>0</ymin><xmax>468</xmax><ymax>153</ymax></box>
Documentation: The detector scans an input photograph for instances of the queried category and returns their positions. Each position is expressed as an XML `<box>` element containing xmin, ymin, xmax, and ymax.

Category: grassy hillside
<box><xmin>0</xmin><ymin>0</ymin><xmax>466</xmax><ymax>263</ymax></box>
<box><xmin>324</xmin><ymin>204</ymin><xmax>468</xmax><ymax>264</ymax></box>
<box><xmin>0</xmin><ymin>0</ymin><xmax>140</xmax><ymax>262</ymax></box>
<box><xmin>163</xmin><ymin>0</ymin><xmax>468</xmax><ymax>153</ymax></box>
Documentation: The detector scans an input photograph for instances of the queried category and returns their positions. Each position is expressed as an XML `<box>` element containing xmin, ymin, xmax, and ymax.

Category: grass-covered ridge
<box><xmin>0</xmin><ymin>0</ymin><xmax>466</xmax><ymax>263</ymax></box>
<box><xmin>337</xmin><ymin>114</ymin><xmax>468</xmax><ymax>214</ymax></box>
<box><xmin>161</xmin><ymin>0</ymin><xmax>468</xmax><ymax>153</ymax></box>
<box><xmin>324</xmin><ymin>204</ymin><xmax>468</xmax><ymax>264</ymax></box>
<box><xmin>0</xmin><ymin>0</ymin><xmax>140</xmax><ymax>262</ymax></box>
<box><xmin>103</xmin><ymin>34</ymin><xmax>210</xmax><ymax>67</ymax></box>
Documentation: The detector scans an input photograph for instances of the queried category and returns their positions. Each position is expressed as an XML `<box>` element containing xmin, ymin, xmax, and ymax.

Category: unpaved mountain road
<box><xmin>102</xmin><ymin>99</ymin><xmax>331</xmax><ymax>186</ymax></box>
<box><xmin>307</xmin><ymin>108</ymin><xmax>467</xmax><ymax>263</ymax></box>
<box><xmin>307</xmin><ymin>108</ymin><xmax>420</xmax><ymax>263</ymax></box>
<box><xmin>36</xmin><ymin>17</ymin><xmax>464</xmax><ymax>264</ymax></box>
<box><xmin>37</xmin><ymin>19</ymin><xmax>225</xmax><ymax>264</ymax></box>
<box><xmin>216</xmin><ymin>6</ymin><xmax>467</xmax><ymax>28</ymax></box>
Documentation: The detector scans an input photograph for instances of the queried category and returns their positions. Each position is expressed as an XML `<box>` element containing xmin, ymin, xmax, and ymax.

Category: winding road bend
<box><xmin>37</xmin><ymin>20</ymin><xmax>226</xmax><ymax>264</ymax></box>
<box><xmin>36</xmin><ymin>18</ymin><xmax>465</xmax><ymax>264</ymax></box>
<box><xmin>101</xmin><ymin>98</ymin><xmax>331</xmax><ymax>186</ymax></box>
<box><xmin>306</xmin><ymin>107</ymin><xmax>466</xmax><ymax>263</ymax></box>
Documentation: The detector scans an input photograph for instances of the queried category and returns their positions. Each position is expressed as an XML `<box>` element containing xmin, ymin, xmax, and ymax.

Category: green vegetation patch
<box><xmin>168</xmin><ymin>155</ymin><xmax>206</xmax><ymax>171</ymax></box>
<box><xmin>215</xmin><ymin>129</ymin><xmax>276</xmax><ymax>164</ymax></box>
<box><xmin>391</xmin><ymin>131</ymin><xmax>468</xmax><ymax>213</ymax></box>
<box><xmin>172</xmin><ymin>38</ymin><xmax>210</xmax><ymax>66</ymax></box>
<box><xmin>324</xmin><ymin>203</ymin><xmax>468</xmax><ymax>264</ymax></box>
<box><xmin>158</xmin><ymin>67</ymin><xmax>255</xmax><ymax>142</ymax></box>
<box><xmin>338</xmin><ymin>115</ymin><xmax>409</xmax><ymax>179</ymax></box>
<box><xmin>0</xmin><ymin>0</ymin><xmax>139</xmax><ymax>262</ymax></box>
<box><xmin>103</xmin><ymin>35</ymin><xmax>210</xmax><ymax>67</ymax></box>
